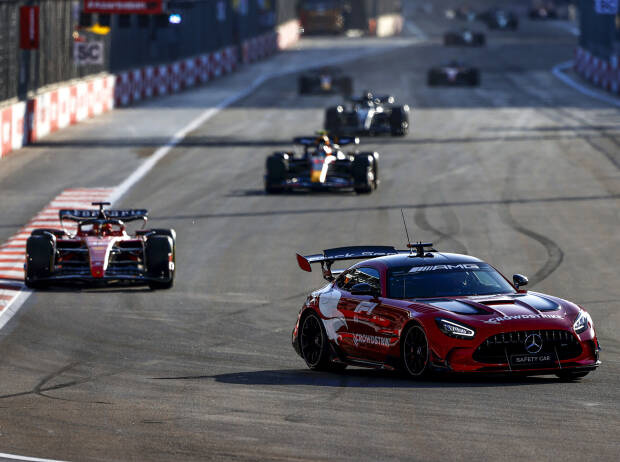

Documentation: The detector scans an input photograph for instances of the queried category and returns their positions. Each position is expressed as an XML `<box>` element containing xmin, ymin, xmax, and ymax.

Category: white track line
<box><xmin>0</xmin><ymin>452</ymin><xmax>68</xmax><ymax>462</ymax></box>
<box><xmin>552</xmin><ymin>61</ymin><xmax>620</xmax><ymax>108</ymax></box>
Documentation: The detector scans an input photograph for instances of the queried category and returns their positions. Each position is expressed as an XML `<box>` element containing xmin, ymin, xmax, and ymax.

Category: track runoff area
<box><xmin>0</xmin><ymin>1</ymin><xmax>619</xmax><ymax>462</ymax></box>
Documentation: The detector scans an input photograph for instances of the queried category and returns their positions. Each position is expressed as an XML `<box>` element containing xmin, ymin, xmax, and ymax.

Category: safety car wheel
<box><xmin>299</xmin><ymin>311</ymin><xmax>342</xmax><ymax>371</ymax></box>
<box><xmin>401</xmin><ymin>324</ymin><xmax>430</xmax><ymax>378</ymax></box>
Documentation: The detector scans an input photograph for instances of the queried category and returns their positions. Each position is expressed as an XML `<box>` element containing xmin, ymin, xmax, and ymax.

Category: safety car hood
<box><xmin>420</xmin><ymin>292</ymin><xmax>578</xmax><ymax>328</ymax></box>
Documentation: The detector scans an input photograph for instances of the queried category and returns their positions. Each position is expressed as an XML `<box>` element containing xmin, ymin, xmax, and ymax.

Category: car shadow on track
<box><xmin>155</xmin><ymin>368</ymin><xmax>564</xmax><ymax>388</ymax></box>
<box><xmin>32</xmin><ymin>285</ymin><xmax>153</xmax><ymax>294</ymax></box>
<box><xmin>227</xmin><ymin>189</ymin><xmax>360</xmax><ymax>197</ymax></box>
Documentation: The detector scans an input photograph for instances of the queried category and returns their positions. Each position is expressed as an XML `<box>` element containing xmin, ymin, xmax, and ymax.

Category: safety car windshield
<box><xmin>388</xmin><ymin>263</ymin><xmax>516</xmax><ymax>299</ymax></box>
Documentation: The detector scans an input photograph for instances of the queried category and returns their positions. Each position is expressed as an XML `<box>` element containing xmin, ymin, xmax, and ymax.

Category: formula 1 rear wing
<box><xmin>59</xmin><ymin>209</ymin><xmax>148</xmax><ymax>222</ymax></box>
<box><xmin>293</xmin><ymin>136</ymin><xmax>359</xmax><ymax>147</ymax></box>
<box><xmin>296</xmin><ymin>246</ymin><xmax>400</xmax><ymax>279</ymax></box>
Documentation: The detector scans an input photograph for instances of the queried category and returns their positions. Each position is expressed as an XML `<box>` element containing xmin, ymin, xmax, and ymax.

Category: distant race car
<box><xmin>324</xmin><ymin>91</ymin><xmax>410</xmax><ymax>137</ymax></box>
<box><xmin>427</xmin><ymin>61</ymin><xmax>480</xmax><ymax>86</ymax></box>
<box><xmin>298</xmin><ymin>67</ymin><xmax>353</xmax><ymax>96</ymax></box>
<box><xmin>264</xmin><ymin>134</ymin><xmax>378</xmax><ymax>194</ymax></box>
<box><xmin>528</xmin><ymin>4</ymin><xmax>558</xmax><ymax>20</ymax></box>
<box><xmin>292</xmin><ymin>243</ymin><xmax>601</xmax><ymax>379</ymax></box>
<box><xmin>443</xmin><ymin>29</ymin><xmax>486</xmax><ymax>46</ymax></box>
<box><xmin>477</xmin><ymin>8</ymin><xmax>519</xmax><ymax>30</ymax></box>
<box><xmin>299</xmin><ymin>0</ymin><xmax>348</xmax><ymax>34</ymax></box>
<box><xmin>24</xmin><ymin>202</ymin><xmax>176</xmax><ymax>289</ymax></box>
<box><xmin>445</xmin><ymin>5</ymin><xmax>477</xmax><ymax>21</ymax></box>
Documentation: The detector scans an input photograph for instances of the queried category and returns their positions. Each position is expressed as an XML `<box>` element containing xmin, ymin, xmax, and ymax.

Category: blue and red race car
<box><xmin>292</xmin><ymin>244</ymin><xmax>600</xmax><ymax>379</ymax></box>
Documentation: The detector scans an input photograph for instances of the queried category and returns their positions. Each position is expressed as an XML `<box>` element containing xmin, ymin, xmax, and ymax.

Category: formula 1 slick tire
<box><xmin>31</xmin><ymin>228</ymin><xmax>66</xmax><ymax>238</ymax></box>
<box><xmin>145</xmin><ymin>235</ymin><xmax>174</xmax><ymax>290</ymax></box>
<box><xmin>265</xmin><ymin>153</ymin><xmax>289</xmax><ymax>194</ymax></box>
<box><xmin>352</xmin><ymin>153</ymin><xmax>376</xmax><ymax>194</ymax></box>
<box><xmin>25</xmin><ymin>234</ymin><xmax>56</xmax><ymax>289</ymax></box>
<box><xmin>149</xmin><ymin>228</ymin><xmax>177</xmax><ymax>242</ymax></box>
<box><xmin>390</xmin><ymin>106</ymin><xmax>409</xmax><ymax>136</ymax></box>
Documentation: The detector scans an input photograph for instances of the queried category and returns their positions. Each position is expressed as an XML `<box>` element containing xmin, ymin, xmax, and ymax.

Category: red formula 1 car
<box><xmin>292</xmin><ymin>244</ymin><xmax>600</xmax><ymax>379</ymax></box>
<box><xmin>25</xmin><ymin>202</ymin><xmax>176</xmax><ymax>289</ymax></box>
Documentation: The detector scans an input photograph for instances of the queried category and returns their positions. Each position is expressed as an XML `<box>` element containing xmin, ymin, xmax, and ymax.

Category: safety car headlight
<box><xmin>573</xmin><ymin>311</ymin><xmax>590</xmax><ymax>334</ymax></box>
<box><xmin>436</xmin><ymin>318</ymin><xmax>476</xmax><ymax>339</ymax></box>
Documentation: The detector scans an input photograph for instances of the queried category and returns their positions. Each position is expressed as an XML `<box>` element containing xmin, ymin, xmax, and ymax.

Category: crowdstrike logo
<box><xmin>352</xmin><ymin>333</ymin><xmax>390</xmax><ymax>347</ymax></box>
<box><xmin>484</xmin><ymin>314</ymin><xmax>563</xmax><ymax>324</ymax></box>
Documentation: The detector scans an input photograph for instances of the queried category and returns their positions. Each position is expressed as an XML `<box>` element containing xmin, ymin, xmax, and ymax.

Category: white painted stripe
<box><xmin>0</xmin><ymin>270</ymin><xmax>25</xmax><ymax>278</ymax></box>
<box><xmin>0</xmin><ymin>292</ymin><xmax>20</xmax><ymax>299</ymax></box>
<box><xmin>0</xmin><ymin>262</ymin><xmax>23</xmax><ymax>268</ymax></box>
<box><xmin>28</xmin><ymin>221</ymin><xmax>62</xmax><ymax>227</ymax></box>
<box><xmin>552</xmin><ymin>61</ymin><xmax>620</xmax><ymax>108</ymax></box>
<box><xmin>0</xmin><ymin>451</ymin><xmax>68</xmax><ymax>462</ymax></box>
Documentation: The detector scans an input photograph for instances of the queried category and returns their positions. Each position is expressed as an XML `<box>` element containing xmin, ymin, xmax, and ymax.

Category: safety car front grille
<box><xmin>473</xmin><ymin>330</ymin><xmax>582</xmax><ymax>364</ymax></box>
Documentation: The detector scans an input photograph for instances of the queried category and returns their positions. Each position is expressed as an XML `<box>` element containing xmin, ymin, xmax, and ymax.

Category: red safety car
<box><xmin>24</xmin><ymin>202</ymin><xmax>176</xmax><ymax>289</ymax></box>
<box><xmin>292</xmin><ymin>244</ymin><xmax>600</xmax><ymax>379</ymax></box>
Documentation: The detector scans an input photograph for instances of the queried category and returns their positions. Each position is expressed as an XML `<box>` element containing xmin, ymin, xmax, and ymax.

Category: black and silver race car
<box><xmin>477</xmin><ymin>8</ymin><xmax>519</xmax><ymax>30</ymax></box>
<box><xmin>443</xmin><ymin>29</ymin><xmax>486</xmax><ymax>46</ymax></box>
<box><xmin>428</xmin><ymin>61</ymin><xmax>480</xmax><ymax>86</ymax></box>
<box><xmin>264</xmin><ymin>134</ymin><xmax>378</xmax><ymax>194</ymax></box>
<box><xmin>324</xmin><ymin>91</ymin><xmax>410</xmax><ymax>137</ymax></box>
<box><xmin>528</xmin><ymin>3</ymin><xmax>558</xmax><ymax>20</ymax></box>
<box><xmin>298</xmin><ymin>67</ymin><xmax>353</xmax><ymax>96</ymax></box>
<box><xmin>445</xmin><ymin>5</ymin><xmax>477</xmax><ymax>22</ymax></box>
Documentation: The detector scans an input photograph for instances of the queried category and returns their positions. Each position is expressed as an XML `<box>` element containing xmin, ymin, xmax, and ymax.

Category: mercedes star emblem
<box><xmin>525</xmin><ymin>333</ymin><xmax>543</xmax><ymax>354</ymax></box>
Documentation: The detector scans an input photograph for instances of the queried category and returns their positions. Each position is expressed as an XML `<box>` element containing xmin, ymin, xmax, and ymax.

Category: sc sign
<box><xmin>74</xmin><ymin>41</ymin><xmax>104</xmax><ymax>65</ymax></box>
<box><xmin>595</xmin><ymin>0</ymin><xmax>618</xmax><ymax>14</ymax></box>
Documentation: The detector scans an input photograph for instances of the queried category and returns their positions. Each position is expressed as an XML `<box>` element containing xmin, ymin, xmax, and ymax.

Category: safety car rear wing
<box><xmin>296</xmin><ymin>246</ymin><xmax>400</xmax><ymax>280</ymax></box>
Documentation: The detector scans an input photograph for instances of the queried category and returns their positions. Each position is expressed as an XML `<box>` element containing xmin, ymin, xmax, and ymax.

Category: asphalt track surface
<box><xmin>1</xmin><ymin>1</ymin><xmax>619</xmax><ymax>460</ymax></box>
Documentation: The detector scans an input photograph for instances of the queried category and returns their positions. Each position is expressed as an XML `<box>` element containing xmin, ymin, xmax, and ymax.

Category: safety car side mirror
<box><xmin>513</xmin><ymin>274</ymin><xmax>528</xmax><ymax>289</ymax></box>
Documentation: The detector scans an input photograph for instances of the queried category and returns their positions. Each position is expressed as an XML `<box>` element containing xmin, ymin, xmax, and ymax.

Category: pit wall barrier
<box><xmin>574</xmin><ymin>47</ymin><xmax>620</xmax><ymax>95</ymax></box>
<box><xmin>1</xmin><ymin>25</ymin><xmax>299</xmax><ymax>160</ymax></box>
